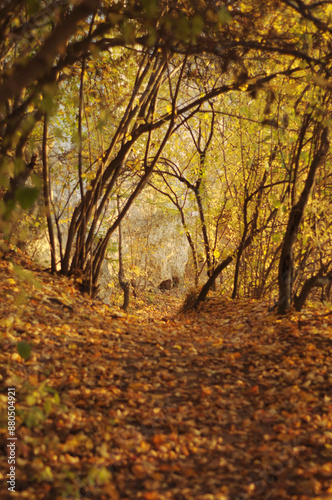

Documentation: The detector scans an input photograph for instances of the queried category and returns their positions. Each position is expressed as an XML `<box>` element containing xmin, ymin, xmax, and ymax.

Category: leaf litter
<box><xmin>0</xmin><ymin>248</ymin><xmax>332</xmax><ymax>500</ymax></box>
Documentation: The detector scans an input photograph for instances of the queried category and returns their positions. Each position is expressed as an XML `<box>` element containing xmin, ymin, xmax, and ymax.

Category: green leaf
<box><xmin>44</xmin><ymin>400</ymin><xmax>53</xmax><ymax>416</ymax></box>
<box><xmin>142</xmin><ymin>0</ymin><xmax>159</xmax><ymax>18</ymax></box>
<box><xmin>15</xmin><ymin>186</ymin><xmax>40</xmax><ymax>209</ymax></box>
<box><xmin>40</xmin><ymin>466</ymin><xmax>53</xmax><ymax>481</ymax></box>
<box><xmin>123</xmin><ymin>21</ymin><xmax>136</xmax><ymax>43</ymax></box>
<box><xmin>14</xmin><ymin>158</ymin><xmax>26</xmax><ymax>176</ymax></box>
<box><xmin>26</xmin><ymin>0</ymin><xmax>40</xmax><ymax>15</ymax></box>
<box><xmin>218</xmin><ymin>6</ymin><xmax>231</xmax><ymax>24</ymax></box>
<box><xmin>26</xmin><ymin>395</ymin><xmax>37</xmax><ymax>406</ymax></box>
<box><xmin>17</xmin><ymin>341</ymin><xmax>32</xmax><ymax>361</ymax></box>
<box><xmin>25</xmin><ymin>407</ymin><xmax>45</xmax><ymax>428</ymax></box>
<box><xmin>192</xmin><ymin>15</ymin><xmax>203</xmax><ymax>37</ymax></box>
<box><xmin>41</xmin><ymin>84</ymin><xmax>58</xmax><ymax>115</ymax></box>
<box><xmin>176</xmin><ymin>16</ymin><xmax>190</xmax><ymax>41</ymax></box>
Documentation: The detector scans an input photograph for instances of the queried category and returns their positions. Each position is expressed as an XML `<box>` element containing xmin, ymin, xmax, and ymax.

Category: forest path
<box><xmin>1</xmin><ymin>248</ymin><xmax>332</xmax><ymax>500</ymax></box>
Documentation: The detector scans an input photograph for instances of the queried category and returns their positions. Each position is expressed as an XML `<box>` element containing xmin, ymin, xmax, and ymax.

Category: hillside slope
<box><xmin>1</xmin><ymin>248</ymin><xmax>332</xmax><ymax>500</ymax></box>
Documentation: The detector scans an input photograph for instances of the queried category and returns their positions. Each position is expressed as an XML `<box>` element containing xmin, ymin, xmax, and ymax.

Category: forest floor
<box><xmin>1</xmin><ymin>246</ymin><xmax>332</xmax><ymax>500</ymax></box>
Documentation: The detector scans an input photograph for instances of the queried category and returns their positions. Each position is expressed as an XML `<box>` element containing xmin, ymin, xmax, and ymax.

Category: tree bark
<box><xmin>232</xmin><ymin>170</ymin><xmax>267</xmax><ymax>299</ymax></box>
<box><xmin>194</xmin><ymin>254</ymin><xmax>234</xmax><ymax>306</ymax></box>
<box><xmin>294</xmin><ymin>271</ymin><xmax>332</xmax><ymax>311</ymax></box>
<box><xmin>193</xmin><ymin>206</ymin><xmax>278</xmax><ymax>308</ymax></box>
<box><xmin>277</xmin><ymin>125</ymin><xmax>329</xmax><ymax>314</ymax></box>
<box><xmin>42</xmin><ymin>115</ymin><xmax>56</xmax><ymax>273</ymax></box>
<box><xmin>117</xmin><ymin>194</ymin><xmax>130</xmax><ymax>311</ymax></box>
<box><xmin>0</xmin><ymin>0</ymin><xmax>100</xmax><ymax>106</ymax></box>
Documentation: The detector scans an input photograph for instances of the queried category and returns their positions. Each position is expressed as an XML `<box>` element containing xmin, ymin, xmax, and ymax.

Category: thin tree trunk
<box><xmin>0</xmin><ymin>0</ymin><xmax>101</xmax><ymax>106</ymax></box>
<box><xmin>72</xmin><ymin>56</ymin><xmax>87</xmax><ymax>272</ymax></box>
<box><xmin>232</xmin><ymin>171</ymin><xmax>267</xmax><ymax>299</ymax></box>
<box><xmin>195</xmin><ymin>185</ymin><xmax>213</xmax><ymax>275</ymax></box>
<box><xmin>89</xmin><ymin>55</ymin><xmax>187</xmax><ymax>291</ymax></box>
<box><xmin>194</xmin><ymin>254</ymin><xmax>234</xmax><ymax>306</ymax></box>
<box><xmin>193</xmin><ymin>207</ymin><xmax>278</xmax><ymax>308</ymax></box>
<box><xmin>231</xmin><ymin>217</ymin><xmax>249</xmax><ymax>299</ymax></box>
<box><xmin>277</xmin><ymin>125</ymin><xmax>329</xmax><ymax>314</ymax></box>
<box><xmin>117</xmin><ymin>194</ymin><xmax>130</xmax><ymax>311</ymax></box>
<box><xmin>42</xmin><ymin>115</ymin><xmax>56</xmax><ymax>272</ymax></box>
<box><xmin>181</xmin><ymin>216</ymin><xmax>199</xmax><ymax>287</ymax></box>
<box><xmin>67</xmin><ymin>56</ymin><xmax>167</xmax><ymax>275</ymax></box>
<box><xmin>294</xmin><ymin>271</ymin><xmax>332</xmax><ymax>311</ymax></box>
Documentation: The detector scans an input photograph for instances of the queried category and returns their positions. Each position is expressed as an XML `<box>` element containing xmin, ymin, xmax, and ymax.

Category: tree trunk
<box><xmin>231</xmin><ymin>220</ymin><xmax>249</xmax><ymax>299</ymax></box>
<box><xmin>179</xmin><ymin>207</ymin><xmax>199</xmax><ymax>286</ymax></box>
<box><xmin>117</xmin><ymin>194</ymin><xmax>130</xmax><ymax>311</ymax></box>
<box><xmin>196</xmin><ymin>185</ymin><xmax>212</xmax><ymax>276</ymax></box>
<box><xmin>194</xmin><ymin>254</ymin><xmax>233</xmax><ymax>306</ymax></box>
<box><xmin>42</xmin><ymin>115</ymin><xmax>56</xmax><ymax>273</ymax></box>
<box><xmin>0</xmin><ymin>0</ymin><xmax>100</xmax><ymax>106</ymax></box>
<box><xmin>277</xmin><ymin>125</ymin><xmax>329</xmax><ymax>314</ymax></box>
<box><xmin>232</xmin><ymin>170</ymin><xmax>267</xmax><ymax>299</ymax></box>
<box><xmin>294</xmin><ymin>271</ymin><xmax>332</xmax><ymax>311</ymax></box>
<box><xmin>194</xmin><ymin>230</ymin><xmax>256</xmax><ymax>307</ymax></box>
<box><xmin>193</xmin><ymin>206</ymin><xmax>278</xmax><ymax>309</ymax></box>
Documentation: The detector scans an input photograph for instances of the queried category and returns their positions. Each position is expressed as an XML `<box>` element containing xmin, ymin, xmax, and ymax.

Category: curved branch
<box><xmin>0</xmin><ymin>0</ymin><xmax>100</xmax><ymax>106</ymax></box>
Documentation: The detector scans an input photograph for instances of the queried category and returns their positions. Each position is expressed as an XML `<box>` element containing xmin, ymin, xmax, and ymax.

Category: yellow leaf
<box><xmin>85</xmin><ymin>438</ymin><xmax>94</xmax><ymax>450</ymax></box>
<box><xmin>144</xmin><ymin>493</ymin><xmax>159</xmax><ymax>500</ymax></box>
<box><xmin>138</xmin><ymin>441</ymin><xmax>151</xmax><ymax>452</ymax></box>
<box><xmin>29</xmin><ymin>374</ymin><xmax>39</xmax><ymax>385</ymax></box>
<box><xmin>11</xmin><ymin>353</ymin><xmax>23</xmax><ymax>363</ymax></box>
<box><xmin>132</xmin><ymin>464</ymin><xmax>147</xmax><ymax>479</ymax></box>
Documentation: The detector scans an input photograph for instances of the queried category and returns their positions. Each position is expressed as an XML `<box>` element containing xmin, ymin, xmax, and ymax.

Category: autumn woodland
<box><xmin>1</xmin><ymin>1</ymin><xmax>332</xmax><ymax>499</ymax></box>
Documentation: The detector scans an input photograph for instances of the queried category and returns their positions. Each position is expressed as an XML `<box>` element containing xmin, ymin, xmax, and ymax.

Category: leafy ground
<box><xmin>1</xmin><ymin>247</ymin><xmax>332</xmax><ymax>500</ymax></box>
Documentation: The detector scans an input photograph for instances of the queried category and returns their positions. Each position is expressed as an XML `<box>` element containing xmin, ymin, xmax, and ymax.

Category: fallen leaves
<box><xmin>0</xmin><ymin>251</ymin><xmax>332</xmax><ymax>499</ymax></box>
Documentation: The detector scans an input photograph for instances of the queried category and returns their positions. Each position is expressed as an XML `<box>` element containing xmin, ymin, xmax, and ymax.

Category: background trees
<box><xmin>1</xmin><ymin>0</ymin><xmax>332</xmax><ymax>312</ymax></box>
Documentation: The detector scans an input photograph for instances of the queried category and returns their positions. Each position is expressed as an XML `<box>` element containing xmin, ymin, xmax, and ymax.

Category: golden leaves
<box><xmin>1</xmin><ymin>255</ymin><xmax>332</xmax><ymax>498</ymax></box>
